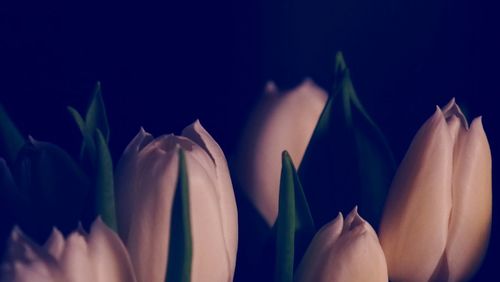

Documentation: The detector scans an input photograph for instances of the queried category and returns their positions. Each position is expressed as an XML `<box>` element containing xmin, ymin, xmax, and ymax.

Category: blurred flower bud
<box><xmin>1</xmin><ymin>218</ymin><xmax>136</xmax><ymax>282</ymax></box>
<box><xmin>234</xmin><ymin>79</ymin><xmax>328</xmax><ymax>226</ymax></box>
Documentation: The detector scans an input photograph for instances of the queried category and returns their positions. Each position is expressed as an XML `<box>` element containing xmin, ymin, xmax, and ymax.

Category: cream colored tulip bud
<box><xmin>295</xmin><ymin>207</ymin><xmax>388</xmax><ymax>282</ymax></box>
<box><xmin>0</xmin><ymin>218</ymin><xmax>137</xmax><ymax>282</ymax></box>
<box><xmin>115</xmin><ymin>120</ymin><xmax>238</xmax><ymax>282</ymax></box>
<box><xmin>235</xmin><ymin>79</ymin><xmax>328</xmax><ymax>226</ymax></box>
<box><xmin>379</xmin><ymin>99</ymin><xmax>491</xmax><ymax>281</ymax></box>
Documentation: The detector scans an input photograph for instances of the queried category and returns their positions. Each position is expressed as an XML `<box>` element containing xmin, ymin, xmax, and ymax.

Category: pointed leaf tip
<box><xmin>0</xmin><ymin>103</ymin><xmax>25</xmax><ymax>163</ymax></box>
<box><xmin>86</xmin><ymin>82</ymin><xmax>110</xmax><ymax>143</ymax></box>
<box><xmin>335</xmin><ymin>51</ymin><xmax>347</xmax><ymax>73</ymax></box>
<box><xmin>275</xmin><ymin>150</ymin><xmax>314</xmax><ymax>282</ymax></box>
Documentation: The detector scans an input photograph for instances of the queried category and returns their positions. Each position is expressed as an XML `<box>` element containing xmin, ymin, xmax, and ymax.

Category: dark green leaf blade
<box><xmin>275</xmin><ymin>151</ymin><xmax>314</xmax><ymax>282</ymax></box>
<box><xmin>298</xmin><ymin>51</ymin><xmax>395</xmax><ymax>230</ymax></box>
<box><xmin>166</xmin><ymin>149</ymin><xmax>192</xmax><ymax>282</ymax></box>
<box><xmin>67</xmin><ymin>106</ymin><xmax>86</xmax><ymax>135</ymax></box>
<box><xmin>94</xmin><ymin>129</ymin><xmax>117</xmax><ymax>231</ymax></box>
<box><xmin>85</xmin><ymin>82</ymin><xmax>110</xmax><ymax>143</ymax></box>
<box><xmin>0</xmin><ymin>104</ymin><xmax>25</xmax><ymax>163</ymax></box>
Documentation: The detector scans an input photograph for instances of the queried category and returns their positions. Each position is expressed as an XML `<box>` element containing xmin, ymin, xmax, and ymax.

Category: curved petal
<box><xmin>294</xmin><ymin>213</ymin><xmax>343</xmax><ymax>282</ymax></box>
<box><xmin>379</xmin><ymin>107</ymin><xmax>453</xmax><ymax>281</ymax></box>
<box><xmin>184</xmin><ymin>151</ymin><xmax>232</xmax><ymax>282</ymax></box>
<box><xmin>182</xmin><ymin>120</ymin><xmax>238</xmax><ymax>274</ymax></box>
<box><xmin>44</xmin><ymin>228</ymin><xmax>65</xmax><ymax>261</ymax></box>
<box><xmin>445</xmin><ymin>117</ymin><xmax>492</xmax><ymax>281</ymax></box>
<box><xmin>115</xmin><ymin>128</ymin><xmax>154</xmax><ymax>240</ymax></box>
<box><xmin>235</xmin><ymin>79</ymin><xmax>328</xmax><ymax>225</ymax></box>
<box><xmin>59</xmin><ymin>232</ymin><xmax>95</xmax><ymax>282</ymax></box>
<box><xmin>296</xmin><ymin>209</ymin><xmax>387</xmax><ymax>282</ymax></box>
<box><xmin>88</xmin><ymin>218</ymin><xmax>137</xmax><ymax>282</ymax></box>
<box><xmin>1</xmin><ymin>227</ymin><xmax>62</xmax><ymax>282</ymax></box>
<box><xmin>124</xmin><ymin>144</ymin><xmax>178</xmax><ymax>282</ymax></box>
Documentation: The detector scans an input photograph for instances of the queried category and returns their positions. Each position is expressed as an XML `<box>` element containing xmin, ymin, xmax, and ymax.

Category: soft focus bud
<box><xmin>0</xmin><ymin>218</ymin><xmax>136</xmax><ymax>282</ymax></box>
<box><xmin>234</xmin><ymin>79</ymin><xmax>328</xmax><ymax>225</ymax></box>
<box><xmin>115</xmin><ymin>120</ymin><xmax>238</xmax><ymax>282</ymax></box>
<box><xmin>295</xmin><ymin>207</ymin><xmax>388</xmax><ymax>282</ymax></box>
<box><xmin>379</xmin><ymin>99</ymin><xmax>491</xmax><ymax>281</ymax></box>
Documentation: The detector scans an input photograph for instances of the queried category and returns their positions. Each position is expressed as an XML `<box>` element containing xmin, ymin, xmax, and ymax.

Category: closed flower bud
<box><xmin>234</xmin><ymin>79</ymin><xmax>328</xmax><ymax>225</ymax></box>
<box><xmin>0</xmin><ymin>218</ymin><xmax>136</xmax><ymax>282</ymax></box>
<box><xmin>379</xmin><ymin>99</ymin><xmax>491</xmax><ymax>281</ymax></box>
<box><xmin>295</xmin><ymin>207</ymin><xmax>388</xmax><ymax>282</ymax></box>
<box><xmin>115</xmin><ymin>120</ymin><xmax>238</xmax><ymax>282</ymax></box>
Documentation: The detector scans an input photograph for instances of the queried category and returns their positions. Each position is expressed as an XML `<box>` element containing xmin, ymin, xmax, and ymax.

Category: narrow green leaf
<box><xmin>275</xmin><ymin>151</ymin><xmax>314</xmax><ymax>282</ymax></box>
<box><xmin>0</xmin><ymin>104</ymin><xmax>25</xmax><ymax>163</ymax></box>
<box><xmin>85</xmin><ymin>82</ymin><xmax>110</xmax><ymax>143</ymax></box>
<box><xmin>67</xmin><ymin>106</ymin><xmax>86</xmax><ymax>135</ymax></box>
<box><xmin>94</xmin><ymin>129</ymin><xmax>117</xmax><ymax>231</ymax></box>
<box><xmin>298</xmin><ymin>51</ymin><xmax>395</xmax><ymax>230</ymax></box>
<box><xmin>166</xmin><ymin>149</ymin><xmax>192</xmax><ymax>282</ymax></box>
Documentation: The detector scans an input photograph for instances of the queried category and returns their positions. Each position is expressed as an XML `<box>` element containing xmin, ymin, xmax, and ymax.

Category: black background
<box><xmin>0</xmin><ymin>0</ymin><xmax>498</xmax><ymax>280</ymax></box>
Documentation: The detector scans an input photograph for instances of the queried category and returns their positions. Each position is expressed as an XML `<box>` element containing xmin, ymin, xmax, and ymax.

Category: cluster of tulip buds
<box><xmin>0</xmin><ymin>52</ymin><xmax>491</xmax><ymax>281</ymax></box>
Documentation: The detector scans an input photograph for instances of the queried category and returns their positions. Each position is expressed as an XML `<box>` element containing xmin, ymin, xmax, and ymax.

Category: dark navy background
<box><xmin>0</xmin><ymin>1</ymin><xmax>498</xmax><ymax>280</ymax></box>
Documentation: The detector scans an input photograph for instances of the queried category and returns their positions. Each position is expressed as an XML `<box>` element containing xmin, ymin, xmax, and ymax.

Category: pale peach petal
<box><xmin>1</xmin><ymin>227</ymin><xmax>62</xmax><ymax>282</ymax></box>
<box><xmin>182</xmin><ymin>120</ymin><xmax>238</xmax><ymax>275</ymax></box>
<box><xmin>184</xmin><ymin>152</ymin><xmax>232</xmax><ymax>282</ymax></box>
<box><xmin>59</xmin><ymin>232</ymin><xmax>95</xmax><ymax>282</ymax></box>
<box><xmin>379</xmin><ymin>107</ymin><xmax>453</xmax><ymax>281</ymax></box>
<box><xmin>445</xmin><ymin>117</ymin><xmax>492</xmax><ymax>281</ymax></box>
<box><xmin>235</xmin><ymin>79</ymin><xmax>328</xmax><ymax>225</ymax></box>
<box><xmin>294</xmin><ymin>213</ymin><xmax>343</xmax><ymax>282</ymax></box>
<box><xmin>125</xmin><ymin>144</ymin><xmax>178</xmax><ymax>282</ymax></box>
<box><xmin>88</xmin><ymin>218</ymin><xmax>137</xmax><ymax>282</ymax></box>
<box><xmin>296</xmin><ymin>209</ymin><xmax>387</xmax><ymax>282</ymax></box>
<box><xmin>115</xmin><ymin>127</ymin><xmax>154</xmax><ymax>240</ymax></box>
<box><xmin>44</xmin><ymin>228</ymin><xmax>65</xmax><ymax>261</ymax></box>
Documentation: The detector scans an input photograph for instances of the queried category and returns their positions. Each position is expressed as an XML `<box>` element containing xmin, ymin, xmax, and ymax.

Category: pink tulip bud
<box><xmin>379</xmin><ymin>99</ymin><xmax>491</xmax><ymax>281</ymax></box>
<box><xmin>295</xmin><ymin>207</ymin><xmax>388</xmax><ymax>282</ymax></box>
<box><xmin>1</xmin><ymin>218</ymin><xmax>137</xmax><ymax>282</ymax></box>
<box><xmin>115</xmin><ymin>120</ymin><xmax>238</xmax><ymax>282</ymax></box>
<box><xmin>235</xmin><ymin>79</ymin><xmax>328</xmax><ymax>226</ymax></box>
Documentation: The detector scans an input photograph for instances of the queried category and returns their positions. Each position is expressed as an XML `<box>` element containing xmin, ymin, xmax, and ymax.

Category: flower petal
<box><xmin>182</xmin><ymin>120</ymin><xmax>238</xmax><ymax>274</ymax></box>
<box><xmin>115</xmin><ymin>128</ymin><xmax>154</xmax><ymax>240</ymax></box>
<box><xmin>235</xmin><ymin>79</ymin><xmax>328</xmax><ymax>225</ymax></box>
<box><xmin>88</xmin><ymin>218</ymin><xmax>137</xmax><ymax>282</ymax></box>
<box><xmin>445</xmin><ymin>117</ymin><xmax>492</xmax><ymax>281</ymax></box>
<box><xmin>296</xmin><ymin>209</ymin><xmax>387</xmax><ymax>282</ymax></box>
<box><xmin>379</xmin><ymin>107</ymin><xmax>453</xmax><ymax>281</ymax></box>
<box><xmin>1</xmin><ymin>227</ymin><xmax>62</xmax><ymax>282</ymax></box>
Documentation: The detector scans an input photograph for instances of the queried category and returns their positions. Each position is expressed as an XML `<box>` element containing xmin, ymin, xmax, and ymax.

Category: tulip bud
<box><xmin>0</xmin><ymin>218</ymin><xmax>137</xmax><ymax>282</ymax></box>
<box><xmin>295</xmin><ymin>207</ymin><xmax>388</xmax><ymax>282</ymax></box>
<box><xmin>115</xmin><ymin>120</ymin><xmax>238</xmax><ymax>282</ymax></box>
<box><xmin>379</xmin><ymin>99</ymin><xmax>491</xmax><ymax>281</ymax></box>
<box><xmin>234</xmin><ymin>79</ymin><xmax>328</xmax><ymax>226</ymax></box>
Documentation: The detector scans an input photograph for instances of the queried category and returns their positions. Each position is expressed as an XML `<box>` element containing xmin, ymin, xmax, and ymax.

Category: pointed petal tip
<box><xmin>469</xmin><ymin>116</ymin><xmax>486</xmax><ymax>135</ymax></box>
<box><xmin>264</xmin><ymin>81</ymin><xmax>278</xmax><ymax>94</ymax></box>
<box><xmin>9</xmin><ymin>226</ymin><xmax>23</xmax><ymax>239</ymax></box>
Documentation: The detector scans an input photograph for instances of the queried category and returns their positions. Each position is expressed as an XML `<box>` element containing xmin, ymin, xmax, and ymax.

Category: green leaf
<box><xmin>274</xmin><ymin>151</ymin><xmax>315</xmax><ymax>282</ymax></box>
<box><xmin>166</xmin><ymin>149</ymin><xmax>192</xmax><ymax>282</ymax></box>
<box><xmin>85</xmin><ymin>82</ymin><xmax>110</xmax><ymax>143</ymax></box>
<box><xmin>298</xmin><ymin>51</ymin><xmax>396</xmax><ymax>230</ymax></box>
<box><xmin>93</xmin><ymin>129</ymin><xmax>117</xmax><ymax>231</ymax></box>
<box><xmin>67</xmin><ymin>106</ymin><xmax>86</xmax><ymax>135</ymax></box>
<box><xmin>0</xmin><ymin>104</ymin><xmax>25</xmax><ymax>164</ymax></box>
